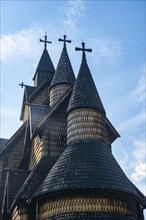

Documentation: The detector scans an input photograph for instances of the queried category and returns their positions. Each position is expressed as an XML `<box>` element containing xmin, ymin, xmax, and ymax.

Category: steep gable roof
<box><xmin>33</xmin><ymin>49</ymin><xmax>55</xmax><ymax>80</ymax></box>
<box><xmin>29</xmin><ymin>104</ymin><xmax>49</xmax><ymax>136</ymax></box>
<box><xmin>15</xmin><ymin>156</ymin><xmax>56</xmax><ymax>203</ymax></box>
<box><xmin>0</xmin><ymin>169</ymin><xmax>29</xmax><ymax>214</ymax></box>
<box><xmin>0</xmin><ymin>123</ymin><xmax>26</xmax><ymax>155</ymax></box>
<box><xmin>20</xmin><ymin>79</ymin><xmax>50</xmax><ymax>121</ymax></box>
<box><xmin>0</xmin><ymin>139</ymin><xmax>8</xmax><ymax>149</ymax></box>
<box><xmin>6</xmin><ymin>170</ymin><xmax>29</xmax><ymax>211</ymax></box>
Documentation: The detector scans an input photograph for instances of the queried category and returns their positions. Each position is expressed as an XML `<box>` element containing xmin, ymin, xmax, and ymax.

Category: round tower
<box><xmin>49</xmin><ymin>35</ymin><xmax>75</xmax><ymax>107</ymax></box>
<box><xmin>67</xmin><ymin>42</ymin><xmax>106</xmax><ymax>146</ymax></box>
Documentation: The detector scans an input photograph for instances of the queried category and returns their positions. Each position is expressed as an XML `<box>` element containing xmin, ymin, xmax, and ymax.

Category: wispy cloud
<box><xmin>131</xmin><ymin>138</ymin><xmax>146</xmax><ymax>183</ymax></box>
<box><xmin>132</xmin><ymin>139</ymin><xmax>145</xmax><ymax>163</ymax></box>
<box><xmin>131</xmin><ymin>163</ymin><xmax>146</xmax><ymax>182</ymax></box>
<box><xmin>60</xmin><ymin>0</ymin><xmax>85</xmax><ymax>32</ymax></box>
<box><xmin>90</xmin><ymin>37</ymin><xmax>123</xmax><ymax>65</ymax></box>
<box><xmin>130</xmin><ymin>65</ymin><xmax>146</xmax><ymax>104</ymax></box>
<box><xmin>0</xmin><ymin>25</ymin><xmax>43</xmax><ymax>62</ymax></box>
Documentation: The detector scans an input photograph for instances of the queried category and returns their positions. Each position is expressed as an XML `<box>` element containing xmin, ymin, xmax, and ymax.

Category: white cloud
<box><xmin>90</xmin><ymin>37</ymin><xmax>123</xmax><ymax>65</ymax></box>
<box><xmin>131</xmin><ymin>138</ymin><xmax>146</xmax><ymax>183</ymax></box>
<box><xmin>60</xmin><ymin>0</ymin><xmax>85</xmax><ymax>32</ymax></box>
<box><xmin>132</xmin><ymin>139</ymin><xmax>145</xmax><ymax>163</ymax></box>
<box><xmin>131</xmin><ymin>65</ymin><xmax>146</xmax><ymax>103</ymax></box>
<box><xmin>131</xmin><ymin>163</ymin><xmax>146</xmax><ymax>182</ymax></box>
<box><xmin>0</xmin><ymin>25</ymin><xmax>43</xmax><ymax>62</ymax></box>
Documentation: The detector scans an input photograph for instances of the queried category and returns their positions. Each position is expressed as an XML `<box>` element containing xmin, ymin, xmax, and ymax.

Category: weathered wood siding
<box><xmin>67</xmin><ymin>108</ymin><xmax>106</xmax><ymax>145</ymax></box>
<box><xmin>38</xmin><ymin>194</ymin><xmax>138</xmax><ymax>220</ymax></box>
<box><xmin>29</xmin><ymin>135</ymin><xmax>41</xmax><ymax>170</ymax></box>
<box><xmin>50</xmin><ymin>84</ymin><xmax>71</xmax><ymax>107</ymax></box>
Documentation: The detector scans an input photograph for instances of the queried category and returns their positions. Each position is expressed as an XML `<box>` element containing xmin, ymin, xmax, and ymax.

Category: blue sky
<box><xmin>0</xmin><ymin>0</ymin><xmax>145</xmax><ymax>202</ymax></box>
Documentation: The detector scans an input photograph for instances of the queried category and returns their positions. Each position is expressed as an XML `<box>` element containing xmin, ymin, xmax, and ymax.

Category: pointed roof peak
<box><xmin>33</xmin><ymin>36</ymin><xmax>55</xmax><ymax>81</ymax></box>
<box><xmin>58</xmin><ymin>34</ymin><xmax>71</xmax><ymax>50</ymax></box>
<box><xmin>67</xmin><ymin>42</ymin><xmax>105</xmax><ymax>114</ymax></box>
<box><xmin>33</xmin><ymin>49</ymin><xmax>55</xmax><ymax>76</ymax></box>
<box><xmin>50</xmin><ymin>35</ymin><xmax>75</xmax><ymax>88</ymax></box>
<box><xmin>75</xmin><ymin>42</ymin><xmax>92</xmax><ymax>62</ymax></box>
<box><xmin>40</xmin><ymin>33</ymin><xmax>52</xmax><ymax>50</ymax></box>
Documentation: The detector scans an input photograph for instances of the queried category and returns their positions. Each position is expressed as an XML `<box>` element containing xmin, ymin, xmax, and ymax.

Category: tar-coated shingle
<box><xmin>67</xmin><ymin>57</ymin><xmax>105</xmax><ymax>115</ymax></box>
<box><xmin>34</xmin><ymin>140</ymin><xmax>140</xmax><ymax>199</ymax></box>
<box><xmin>16</xmin><ymin>156</ymin><xmax>56</xmax><ymax>201</ymax></box>
<box><xmin>35</xmin><ymin>49</ymin><xmax>55</xmax><ymax>74</ymax></box>
<box><xmin>7</xmin><ymin>170</ymin><xmax>29</xmax><ymax>209</ymax></box>
<box><xmin>0</xmin><ymin>138</ymin><xmax>8</xmax><ymax>149</ymax></box>
<box><xmin>29</xmin><ymin>104</ymin><xmax>49</xmax><ymax>134</ymax></box>
<box><xmin>50</xmin><ymin>45</ymin><xmax>75</xmax><ymax>88</ymax></box>
<box><xmin>25</xmin><ymin>86</ymin><xmax>36</xmax><ymax>99</ymax></box>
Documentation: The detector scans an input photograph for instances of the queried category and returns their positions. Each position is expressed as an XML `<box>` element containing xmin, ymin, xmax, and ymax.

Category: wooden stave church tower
<box><xmin>0</xmin><ymin>35</ymin><xmax>145</xmax><ymax>220</ymax></box>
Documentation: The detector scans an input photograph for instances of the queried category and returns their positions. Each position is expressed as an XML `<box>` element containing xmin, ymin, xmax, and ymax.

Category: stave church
<box><xmin>0</xmin><ymin>34</ymin><xmax>146</xmax><ymax>220</ymax></box>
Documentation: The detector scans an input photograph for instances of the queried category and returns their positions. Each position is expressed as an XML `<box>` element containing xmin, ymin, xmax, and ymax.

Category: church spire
<box><xmin>75</xmin><ymin>41</ymin><xmax>92</xmax><ymax>61</ymax></box>
<box><xmin>58</xmin><ymin>34</ymin><xmax>71</xmax><ymax>49</ymax></box>
<box><xmin>40</xmin><ymin>32</ymin><xmax>52</xmax><ymax>50</ymax></box>
<box><xmin>33</xmin><ymin>34</ymin><xmax>55</xmax><ymax>87</ymax></box>
<box><xmin>49</xmin><ymin>35</ymin><xmax>75</xmax><ymax>107</ymax></box>
<box><xmin>67</xmin><ymin>42</ymin><xmax>105</xmax><ymax>115</ymax></box>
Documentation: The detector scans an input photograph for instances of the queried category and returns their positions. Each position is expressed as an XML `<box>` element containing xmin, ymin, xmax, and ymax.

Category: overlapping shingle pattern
<box><xmin>67</xmin><ymin>55</ymin><xmax>105</xmax><ymax>115</ymax></box>
<box><xmin>16</xmin><ymin>156</ymin><xmax>56</xmax><ymax>201</ymax></box>
<box><xmin>35</xmin><ymin>49</ymin><xmax>55</xmax><ymax>75</ymax></box>
<box><xmin>33</xmin><ymin>141</ymin><xmax>140</xmax><ymax>199</ymax></box>
<box><xmin>0</xmin><ymin>139</ymin><xmax>8</xmax><ymax>149</ymax></box>
<box><xmin>29</xmin><ymin>104</ymin><xmax>49</xmax><ymax>134</ymax></box>
<box><xmin>25</xmin><ymin>86</ymin><xmax>36</xmax><ymax>98</ymax></box>
<box><xmin>50</xmin><ymin>45</ymin><xmax>75</xmax><ymax>88</ymax></box>
<box><xmin>7</xmin><ymin>170</ymin><xmax>29</xmax><ymax>209</ymax></box>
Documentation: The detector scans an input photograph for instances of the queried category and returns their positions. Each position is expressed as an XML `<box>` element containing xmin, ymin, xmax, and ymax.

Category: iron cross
<box><xmin>75</xmin><ymin>42</ymin><xmax>92</xmax><ymax>58</ymax></box>
<box><xmin>58</xmin><ymin>35</ymin><xmax>71</xmax><ymax>47</ymax></box>
<box><xmin>40</xmin><ymin>33</ymin><xmax>52</xmax><ymax>50</ymax></box>
<box><xmin>19</xmin><ymin>82</ymin><xmax>26</xmax><ymax>88</ymax></box>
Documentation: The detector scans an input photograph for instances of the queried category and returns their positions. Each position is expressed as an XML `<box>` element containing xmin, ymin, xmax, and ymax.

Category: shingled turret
<box><xmin>67</xmin><ymin>42</ymin><xmax>106</xmax><ymax>146</ymax></box>
<box><xmin>50</xmin><ymin>35</ymin><xmax>75</xmax><ymax>107</ymax></box>
<box><xmin>33</xmin><ymin>34</ymin><xmax>55</xmax><ymax>87</ymax></box>
<box><xmin>67</xmin><ymin>42</ymin><xmax>105</xmax><ymax>114</ymax></box>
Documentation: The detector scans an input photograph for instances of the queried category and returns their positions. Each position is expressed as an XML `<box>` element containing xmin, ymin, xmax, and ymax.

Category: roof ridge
<box><xmin>33</xmin><ymin>86</ymin><xmax>73</xmax><ymax>136</ymax></box>
<box><xmin>0</xmin><ymin>123</ymin><xmax>26</xmax><ymax>154</ymax></box>
<box><xmin>28</xmin><ymin>77</ymin><xmax>49</xmax><ymax>102</ymax></box>
<box><xmin>15</xmin><ymin>156</ymin><xmax>55</xmax><ymax>202</ymax></box>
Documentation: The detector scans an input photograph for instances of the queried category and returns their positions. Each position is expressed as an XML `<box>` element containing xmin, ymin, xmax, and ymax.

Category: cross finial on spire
<box><xmin>58</xmin><ymin>35</ymin><xmax>71</xmax><ymax>48</ymax></box>
<box><xmin>75</xmin><ymin>42</ymin><xmax>92</xmax><ymax>60</ymax></box>
<box><xmin>40</xmin><ymin>33</ymin><xmax>52</xmax><ymax>50</ymax></box>
<box><xmin>19</xmin><ymin>82</ymin><xmax>26</xmax><ymax>88</ymax></box>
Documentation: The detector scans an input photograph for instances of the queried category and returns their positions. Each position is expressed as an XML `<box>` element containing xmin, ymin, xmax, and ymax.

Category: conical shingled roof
<box><xmin>50</xmin><ymin>44</ymin><xmax>75</xmax><ymax>88</ymax></box>
<box><xmin>33</xmin><ymin>49</ymin><xmax>55</xmax><ymax>80</ymax></box>
<box><xmin>67</xmin><ymin>53</ymin><xmax>105</xmax><ymax>115</ymax></box>
<box><xmin>33</xmin><ymin>141</ymin><xmax>139</xmax><ymax>199</ymax></box>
